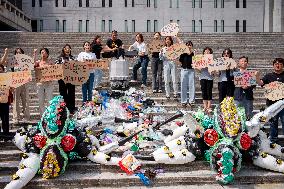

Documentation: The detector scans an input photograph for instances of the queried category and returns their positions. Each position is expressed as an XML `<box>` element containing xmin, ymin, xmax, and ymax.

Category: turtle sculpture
<box><xmin>150</xmin><ymin>97</ymin><xmax>284</xmax><ymax>184</ymax></box>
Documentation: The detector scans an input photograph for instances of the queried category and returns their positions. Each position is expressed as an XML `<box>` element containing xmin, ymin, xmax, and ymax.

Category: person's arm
<box><xmin>33</xmin><ymin>49</ymin><xmax>39</xmax><ymax>67</ymax></box>
<box><xmin>255</xmin><ymin>71</ymin><xmax>264</xmax><ymax>86</ymax></box>
<box><xmin>0</xmin><ymin>48</ymin><xmax>8</xmax><ymax>65</ymax></box>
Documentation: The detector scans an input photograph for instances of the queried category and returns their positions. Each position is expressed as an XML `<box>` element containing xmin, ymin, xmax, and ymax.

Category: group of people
<box><xmin>0</xmin><ymin>31</ymin><xmax>283</xmax><ymax>143</ymax></box>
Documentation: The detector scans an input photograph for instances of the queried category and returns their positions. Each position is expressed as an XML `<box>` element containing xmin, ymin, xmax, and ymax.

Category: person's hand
<box><xmin>4</xmin><ymin>48</ymin><xmax>8</xmax><ymax>53</ymax></box>
<box><xmin>242</xmin><ymin>85</ymin><xmax>249</xmax><ymax>89</ymax></box>
<box><xmin>255</xmin><ymin>71</ymin><xmax>260</xmax><ymax>79</ymax></box>
<box><xmin>33</xmin><ymin>49</ymin><xmax>38</xmax><ymax>54</ymax></box>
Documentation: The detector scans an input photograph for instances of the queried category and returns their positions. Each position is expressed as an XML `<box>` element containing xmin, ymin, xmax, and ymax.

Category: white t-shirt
<box><xmin>130</xmin><ymin>41</ymin><xmax>148</xmax><ymax>55</ymax></box>
<box><xmin>77</xmin><ymin>52</ymin><xmax>97</xmax><ymax>72</ymax></box>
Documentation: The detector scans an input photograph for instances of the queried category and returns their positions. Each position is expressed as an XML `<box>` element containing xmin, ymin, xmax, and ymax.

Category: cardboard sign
<box><xmin>233</xmin><ymin>70</ymin><xmax>257</xmax><ymax>87</ymax></box>
<box><xmin>14</xmin><ymin>54</ymin><xmax>34</xmax><ymax>71</ymax></box>
<box><xmin>264</xmin><ymin>81</ymin><xmax>284</xmax><ymax>101</ymax></box>
<box><xmin>192</xmin><ymin>54</ymin><xmax>214</xmax><ymax>69</ymax></box>
<box><xmin>208</xmin><ymin>58</ymin><xmax>237</xmax><ymax>73</ymax></box>
<box><xmin>148</xmin><ymin>40</ymin><xmax>164</xmax><ymax>53</ymax></box>
<box><xmin>85</xmin><ymin>59</ymin><xmax>108</xmax><ymax>70</ymax></box>
<box><xmin>0</xmin><ymin>72</ymin><xmax>12</xmax><ymax>86</ymax></box>
<box><xmin>165</xmin><ymin>43</ymin><xmax>190</xmax><ymax>60</ymax></box>
<box><xmin>35</xmin><ymin>64</ymin><xmax>64</xmax><ymax>82</ymax></box>
<box><xmin>63</xmin><ymin>61</ymin><xmax>89</xmax><ymax>85</ymax></box>
<box><xmin>0</xmin><ymin>85</ymin><xmax>9</xmax><ymax>103</ymax></box>
<box><xmin>161</xmin><ymin>23</ymin><xmax>180</xmax><ymax>36</ymax></box>
<box><xmin>118</xmin><ymin>154</ymin><xmax>141</xmax><ymax>174</ymax></box>
<box><xmin>10</xmin><ymin>71</ymin><xmax>32</xmax><ymax>88</ymax></box>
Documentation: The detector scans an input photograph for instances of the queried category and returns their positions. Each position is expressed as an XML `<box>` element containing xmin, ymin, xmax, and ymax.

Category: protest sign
<box><xmin>165</xmin><ymin>43</ymin><xmax>190</xmax><ymax>60</ymax></box>
<box><xmin>0</xmin><ymin>85</ymin><xmax>9</xmax><ymax>103</ymax></box>
<box><xmin>63</xmin><ymin>61</ymin><xmax>89</xmax><ymax>85</ymax></box>
<box><xmin>85</xmin><ymin>59</ymin><xmax>108</xmax><ymax>70</ymax></box>
<box><xmin>35</xmin><ymin>64</ymin><xmax>64</xmax><ymax>82</ymax></box>
<box><xmin>192</xmin><ymin>54</ymin><xmax>214</xmax><ymax>69</ymax></box>
<box><xmin>0</xmin><ymin>72</ymin><xmax>12</xmax><ymax>86</ymax></box>
<box><xmin>14</xmin><ymin>54</ymin><xmax>34</xmax><ymax>71</ymax></box>
<box><xmin>208</xmin><ymin>58</ymin><xmax>237</xmax><ymax>73</ymax></box>
<box><xmin>148</xmin><ymin>40</ymin><xmax>164</xmax><ymax>53</ymax></box>
<box><xmin>264</xmin><ymin>81</ymin><xmax>284</xmax><ymax>101</ymax></box>
<box><xmin>10</xmin><ymin>71</ymin><xmax>32</xmax><ymax>88</ymax></box>
<box><xmin>161</xmin><ymin>23</ymin><xmax>179</xmax><ymax>36</ymax></box>
<box><xmin>233</xmin><ymin>70</ymin><xmax>257</xmax><ymax>87</ymax></box>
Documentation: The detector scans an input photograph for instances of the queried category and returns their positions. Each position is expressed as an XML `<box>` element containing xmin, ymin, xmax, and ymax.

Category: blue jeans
<box><xmin>133</xmin><ymin>56</ymin><xmax>149</xmax><ymax>85</ymax></box>
<box><xmin>181</xmin><ymin>68</ymin><xmax>195</xmax><ymax>104</ymax></box>
<box><xmin>269</xmin><ymin>108</ymin><xmax>284</xmax><ymax>143</ymax></box>
<box><xmin>163</xmin><ymin>61</ymin><xmax>177</xmax><ymax>97</ymax></box>
<box><xmin>235</xmin><ymin>99</ymin><xmax>253</xmax><ymax>120</ymax></box>
<box><xmin>82</xmin><ymin>73</ymin><xmax>94</xmax><ymax>102</ymax></box>
<box><xmin>93</xmin><ymin>69</ymin><xmax>103</xmax><ymax>89</ymax></box>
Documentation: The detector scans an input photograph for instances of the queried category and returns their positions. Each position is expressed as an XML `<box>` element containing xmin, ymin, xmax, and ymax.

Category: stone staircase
<box><xmin>0</xmin><ymin>32</ymin><xmax>284</xmax><ymax>188</ymax></box>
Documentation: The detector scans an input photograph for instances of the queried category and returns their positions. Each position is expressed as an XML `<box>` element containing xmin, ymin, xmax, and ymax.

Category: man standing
<box><xmin>104</xmin><ymin>30</ymin><xmax>124</xmax><ymax>59</ymax></box>
<box><xmin>256</xmin><ymin>58</ymin><xmax>284</xmax><ymax>143</ymax></box>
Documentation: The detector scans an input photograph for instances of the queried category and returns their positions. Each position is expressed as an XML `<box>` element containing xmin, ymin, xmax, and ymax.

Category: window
<box><xmin>32</xmin><ymin>0</ymin><xmax>35</xmax><ymax>7</ymax></box>
<box><xmin>214</xmin><ymin>0</ymin><xmax>217</xmax><ymax>8</ymax></box>
<box><xmin>39</xmin><ymin>0</ymin><xmax>42</xmax><ymax>7</ymax></box>
<box><xmin>199</xmin><ymin>20</ymin><xmax>202</xmax><ymax>32</ymax></box>
<box><xmin>147</xmin><ymin>20</ymin><xmax>151</xmax><ymax>32</ymax></box>
<box><xmin>102</xmin><ymin>0</ymin><xmax>105</xmax><ymax>7</ymax></box>
<box><xmin>199</xmin><ymin>0</ymin><xmax>202</xmax><ymax>8</ymax></box>
<box><xmin>125</xmin><ymin>0</ymin><xmax>127</xmax><ymax>7</ymax></box>
<box><xmin>55</xmin><ymin>0</ymin><xmax>58</xmax><ymax>7</ymax></box>
<box><xmin>101</xmin><ymin>20</ymin><xmax>105</xmax><ymax>32</ymax></box>
<box><xmin>236</xmin><ymin>20</ymin><xmax>239</xmax><ymax>32</ymax></box>
<box><xmin>221</xmin><ymin>0</ymin><xmax>224</xmax><ymax>8</ymax></box>
<box><xmin>109</xmin><ymin>0</ymin><xmax>112</xmax><ymax>7</ymax></box>
<box><xmin>132</xmin><ymin>0</ymin><xmax>134</xmax><ymax>7</ymax></box>
<box><xmin>109</xmin><ymin>20</ymin><xmax>112</xmax><ymax>32</ymax></box>
<box><xmin>192</xmin><ymin>0</ymin><xmax>195</xmax><ymax>8</ymax></box>
<box><xmin>124</xmin><ymin>20</ymin><xmax>128</xmax><ymax>32</ymax></box>
<box><xmin>177</xmin><ymin>20</ymin><xmax>180</xmax><ymax>25</ymax></box>
<box><xmin>39</xmin><ymin>20</ymin><xmax>43</xmax><ymax>32</ymax></box>
<box><xmin>243</xmin><ymin>0</ymin><xmax>246</xmax><ymax>8</ymax></box>
<box><xmin>63</xmin><ymin>0</ymin><xmax>66</xmax><ymax>7</ymax></box>
<box><xmin>236</xmin><ymin>0</ymin><xmax>239</xmax><ymax>8</ymax></box>
<box><xmin>170</xmin><ymin>19</ymin><xmax>173</xmax><ymax>23</ymax></box>
<box><xmin>154</xmin><ymin>0</ymin><xmax>157</xmax><ymax>8</ymax></box>
<box><xmin>169</xmin><ymin>0</ymin><xmax>172</xmax><ymax>8</ymax></box>
<box><xmin>79</xmin><ymin>20</ymin><xmax>82</xmax><ymax>32</ymax></box>
<box><xmin>192</xmin><ymin>20</ymin><xmax>195</xmax><ymax>32</ymax></box>
<box><xmin>132</xmin><ymin>20</ymin><xmax>135</xmax><ymax>32</ymax></box>
<box><xmin>221</xmin><ymin>20</ymin><xmax>224</xmax><ymax>32</ymax></box>
<box><xmin>56</xmin><ymin>20</ymin><xmax>59</xmax><ymax>32</ymax></box>
<box><xmin>177</xmin><ymin>0</ymin><xmax>179</xmax><ymax>8</ymax></box>
<box><xmin>86</xmin><ymin>20</ymin><xmax>89</xmax><ymax>32</ymax></box>
<box><xmin>214</xmin><ymin>20</ymin><xmax>217</xmax><ymax>32</ymax></box>
<box><xmin>147</xmin><ymin>0</ymin><xmax>150</xmax><ymax>7</ymax></box>
<box><xmin>63</xmin><ymin>20</ymin><xmax>66</xmax><ymax>32</ymax></box>
<box><xmin>79</xmin><ymin>0</ymin><xmax>82</xmax><ymax>7</ymax></box>
<box><xmin>154</xmin><ymin>20</ymin><xmax>158</xmax><ymax>32</ymax></box>
<box><xmin>86</xmin><ymin>0</ymin><xmax>89</xmax><ymax>7</ymax></box>
<box><xmin>243</xmin><ymin>20</ymin><xmax>246</xmax><ymax>32</ymax></box>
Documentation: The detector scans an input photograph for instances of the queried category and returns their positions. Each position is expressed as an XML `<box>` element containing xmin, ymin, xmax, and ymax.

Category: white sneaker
<box><xmin>141</xmin><ymin>84</ymin><xmax>146</xmax><ymax>88</ymax></box>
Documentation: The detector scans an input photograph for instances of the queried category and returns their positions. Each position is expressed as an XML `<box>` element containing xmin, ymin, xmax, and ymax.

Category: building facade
<box><xmin>21</xmin><ymin>0</ymin><xmax>283</xmax><ymax>33</ymax></box>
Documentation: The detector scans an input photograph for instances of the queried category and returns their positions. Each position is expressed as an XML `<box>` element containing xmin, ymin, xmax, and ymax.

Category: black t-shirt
<box><xmin>179</xmin><ymin>52</ymin><xmax>194</xmax><ymax>69</ymax></box>
<box><xmin>262</xmin><ymin>71</ymin><xmax>284</xmax><ymax>106</ymax></box>
<box><xmin>91</xmin><ymin>43</ymin><xmax>103</xmax><ymax>59</ymax></box>
<box><xmin>106</xmin><ymin>38</ymin><xmax>123</xmax><ymax>49</ymax></box>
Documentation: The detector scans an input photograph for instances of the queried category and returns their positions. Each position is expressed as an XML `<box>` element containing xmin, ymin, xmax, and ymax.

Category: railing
<box><xmin>0</xmin><ymin>0</ymin><xmax>31</xmax><ymax>31</ymax></box>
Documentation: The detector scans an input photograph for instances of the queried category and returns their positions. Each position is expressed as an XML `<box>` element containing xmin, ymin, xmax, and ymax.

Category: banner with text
<box><xmin>35</xmin><ymin>64</ymin><xmax>64</xmax><ymax>82</ymax></box>
<box><xmin>208</xmin><ymin>57</ymin><xmax>237</xmax><ymax>73</ymax></box>
<box><xmin>264</xmin><ymin>81</ymin><xmax>284</xmax><ymax>101</ymax></box>
<box><xmin>192</xmin><ymin>54</ymin><xmax>214</xmax><ymax>69</ymax></box>
<box><xmin>85</xmin><ymin>59</ymin><xmax>109</xmax><ymax>70</ymax></box>
<box><xmin>233</xmin><ymin>70</ymin><xmax>257</xmax><ymax>87</ymax></box>
<box><xmin>148</xmin><ymin>40</ymin><xmax>164</xmax><ymax>53</ymax></box>
<box><xmin>63</xmin><ymin>61</ymin><xmax>89</xmax><ymax>85</ymax></box>
<box><xmin>0</xmin><ymin>85</ymin><xmax>9</xmax><ymax>103</ymax></box>
<box><xmin>165</xmin><ymin>43</ymin><xmax>190</xmax><ymax>60</ymax></box>
<box><xmin>14</xmin><ymin>54</ymin><xmax>34</xmax><ymax>71</ymax></box>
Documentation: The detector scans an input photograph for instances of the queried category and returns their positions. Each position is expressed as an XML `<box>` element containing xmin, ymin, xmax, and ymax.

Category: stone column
<box><xmin>264</xmin><ymin>0</ymin><xmax>273</xmax><ymax>32</ymax></box>
<box><xmin>273</xmin><ymin>0</ymin><xmax>282</xmax><ymax>32</ymax></box>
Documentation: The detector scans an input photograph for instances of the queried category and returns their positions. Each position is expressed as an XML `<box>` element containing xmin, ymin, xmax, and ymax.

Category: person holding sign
<box><xmin>34</xmin><ymin>48</ymin><xmax>54</xmax><ymax>115</ymax></box>
<box><xmin>199</xmin><ymin>47</ymin><xmax>214</xmax><ymax>112</ymax></box>
<box><xmin>233</xmin><ymin>56</ymin><xmax>256</xmax><ymax>120</ymax></box>
<box><xmin>77</xmin><ymin>41</ymin><xmax>97</xmax><ymax>103</ymax></box>
<box><xmin>0</xmin><ymin>64</ymin><xmax>13</xmax><ymax>140</ymax></box>
<box><xmin>150</xmin><ymin>32</ymin><xmax>163</xmax><ymax>93</ymax></box>
<box><xmin>159</xmin><ymin>36</ymin><xmax>178</xmax><ymax>99</ymax></box>
<box><xmin>0</xmin><ymin>48</ymin><xmax>8</xmax><ymax>66</ymax></box>
<box><xmin>12</xmin><ymin>48</ymin><xmax>31</xmax><ymax>124</ymax></box>
<box><xmin>55</xmin><ymin>44</ymin><xmax>76</xmax><ymax>114</ymax></box>
<box><xmin>256</xmin><ymin>58</ymin><xmax>284</xmax><ymax>143</ymax></box>
<box><xmin>218</xmin><ymin>48</ymin><xmax>234</xmax><ymax>102</ymax></box>
<box><xmin>179</xmin><ymin>41</ymin><xmax>195</xmax><ymax>107</ymax></box>
<box><xmin>104</xmin><ymin>30</ymin><xmax>125</xmax><ymax>59</ymax></box>
<box><xmin>129</xmin><ymin>33</ymin><xmax>149</xmax><ymax>88</ymax></box>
